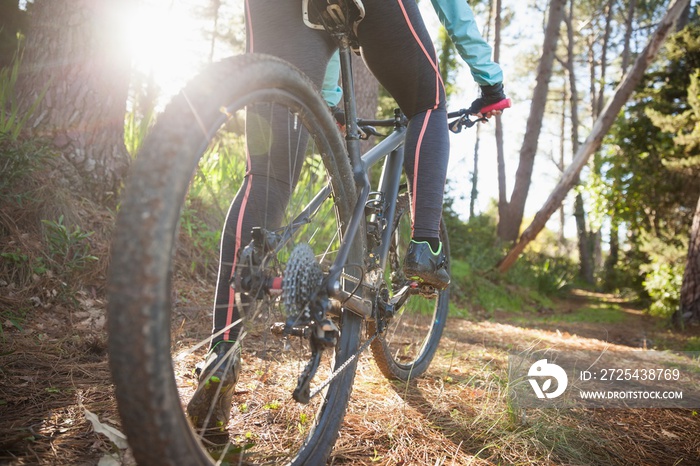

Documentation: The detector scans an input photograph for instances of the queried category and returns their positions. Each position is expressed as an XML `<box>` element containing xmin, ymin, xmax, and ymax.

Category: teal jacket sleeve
<box><xmin>321</xmin><ymin>51</ymin><xmax>343</xmax><ymax>107</ymax></box>
<box><xmin>429</xmin><ymin>0</ymin><xmax>503</xmax><ymax>86</ymax></box>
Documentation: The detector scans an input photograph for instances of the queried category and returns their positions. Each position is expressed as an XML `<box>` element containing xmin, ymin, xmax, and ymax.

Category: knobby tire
<box><xmin>108</xmin><ymin>54</ymin><xmax>364</xmax><ymax>466</ymax></box>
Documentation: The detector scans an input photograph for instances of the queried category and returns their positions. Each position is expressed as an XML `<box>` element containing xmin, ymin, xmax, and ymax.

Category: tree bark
<box><xmin>497</xmin><ymin>0</ymin><xmax>691</xmax><ymax>273</ymax></box>
<box><xmin>17</xmin><ymin>0</ymin><xmax>132</xmax><ymax>203</ymax></box>
<box><xmin>497</xmin><ymin>0</ymin><xmax>567</xmax><ymax>242</ymax></box>
<box><xmin>621</xmin><ymin>0</ymin><xmax>637</xmax><ymax>74</ymax></box>
<box><xmin>470</xmin><ymin>125</ymin><xmax>480</xmax><ymax>219</ymax></box>
<box><xmin>596</xmin><ymin>0</ymin><xmax>615</xmax><ymax>117</ymax></box>
<box><xmin>493</xmin><ymin>0</ymin><xmax>506</xmax><ymax>220</ymax></box>
<box><xmin>574</xmin><ymin>192</ymin><xmax>594</xmax><ymax>283</ymax></box>
<box><xmin>675</xmin><ymin>0</ymin><xmax>692</xmax><ymax>32</ymax></box>
<box><xmin>578</xmin><ymin>0</ymin><xmax>615</xmax><ymax>285</ymax></box>
<box><xmin>352</xmin><ymin>60</ymin><xmax>378</xmax><ymax>153</ymax></box>
<box><xmin>558</xmin><ymin>87</ymin><xmax>566</xmax><ymax>245</ymax></box>
<box><xmin>679</xmin><ymin>194</ymin><xmax>700</xmax><ymax>325</ymax></box>
<box><xmin>603</xmin><ymin>218</ymin><xmax>619</xmax><ymax>289</ymax></box>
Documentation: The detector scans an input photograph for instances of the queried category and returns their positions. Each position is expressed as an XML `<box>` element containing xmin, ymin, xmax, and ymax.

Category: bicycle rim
<box><xmin>108</xmin><ymin>55</ymin><xmax>363</xmax><ymax>466</ymax></box>
<box><xmin>370</xmin><ymin>193</ymin><xmax>450</xmax><ymax>381</ymax></box>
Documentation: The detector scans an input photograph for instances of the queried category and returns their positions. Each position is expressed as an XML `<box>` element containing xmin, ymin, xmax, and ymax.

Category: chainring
<box><xmin>283</xmin><ymin>243</ymin><xmax>324</xmax><ymax>325</ymax></box>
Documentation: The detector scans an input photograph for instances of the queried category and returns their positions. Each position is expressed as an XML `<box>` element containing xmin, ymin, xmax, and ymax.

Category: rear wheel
<box><xmin>370</xmin><ymin>193</ymin><xmax>450</xmax><ymax>381</ymax></box>
<box><xmin>108</xmin><ymin>54</ymin><xmax>364</xmax><ymax>465</ymax></box>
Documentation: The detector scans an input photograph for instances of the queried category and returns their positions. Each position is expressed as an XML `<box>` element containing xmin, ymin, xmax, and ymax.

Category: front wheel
<box><xmin>107</xmin><ymin>54</ymin><xmax>364</xmax><ymax>465</ymax></box>
<box><xmin>370</xmin><ymin>193</ymin><xmax>450</xmax><ymax>381</ymax></box>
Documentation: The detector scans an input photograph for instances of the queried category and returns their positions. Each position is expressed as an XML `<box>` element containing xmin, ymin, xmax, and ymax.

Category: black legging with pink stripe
<box><xmin>211</xmin><ymin>0</ymin><xmax>448</xmax><ymax>346</ymax></box>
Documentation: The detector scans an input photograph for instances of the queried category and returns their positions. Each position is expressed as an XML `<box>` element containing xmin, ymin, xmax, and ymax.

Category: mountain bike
<box><xmin>107</xmin><ymin>6</ymin><xmax>508</xmax><ymax>465</ymax></box>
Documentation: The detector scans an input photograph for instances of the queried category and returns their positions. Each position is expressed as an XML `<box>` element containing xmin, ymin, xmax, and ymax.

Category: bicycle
<box><xmin>107</xmin><ymin>4</ymin><xmax>509</xmax><ymax>465</ymax></box>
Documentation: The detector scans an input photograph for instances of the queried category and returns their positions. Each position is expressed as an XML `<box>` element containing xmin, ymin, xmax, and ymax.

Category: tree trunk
<box><xmin>621</xmin><ymin>0</ymin><xmax>637</xmax><ymax>74</ymax></box>
<box><xmin>574</xmin><ymin>193</ymin><xmax>594</xmax><ymax>283</ymax></box>
<box><xmin>497</xmin><ymin>0</ymin><xmax>691</xmax><ymax>273</ymax></box>
<box><xmin>603</xmin><ymin>218</ymin><xmax>619</xmax><ymax>289</ymax></box>
<box><xmin>17</xmin><ymin>0</ymin><xmax>132</xmax><ymax>203</ymax></box>
<box><xmin>679</xmin><ymin>194</ymin><xmax>700</xmax><ymax>326</ymax></box>
<box><xmin>588</xmin><ymin>35</ymin><xmax>598</xmax><ymax>124</ymax></box>
<box><xmin>497</xmin><ymin>0</ymin><xmax>567</xmax><ymax>242</ymax></box>
<box><xmin>470</xmin><ymin>125</ymin><xmax>480</xmax><ymax>219</ymax></box>
<box><xmin>352</xmin><ymin>60</ymin><xmax>378</xmax><ymax>153</ymax></box>
<box><xmin>675</xmin><ymin>0</ymin><xmax>692</xmax><ymax>32</ymax></box>
<box><xmin>596</xmin><ymin>0</ymin><xmax>615</xmax><ymax>117</ymax></box>
<box><xmin>588</xmin><ymin>0</ymin><xmax>617</xmax><ymax>278</ymax></box>
<box><xmin>493</xmin><ymin>0</ymin><xmax>506</xmax><ymax>222</ymax></box>
<box><xmin>558</xmin><ymin>87</ymin><xmax>566</xmax><ymax>245</ymax></box>
<box><xmin>565</xmin><ymin>0</ymin><xmax>594</xmax><ymax>284</ymax></box>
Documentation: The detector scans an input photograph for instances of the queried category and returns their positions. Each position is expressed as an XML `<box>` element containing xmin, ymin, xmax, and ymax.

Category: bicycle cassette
<box><xmin>283</xmin><ymin>243</ymin><xmax>324</xmax><ymax>325</ymax></box>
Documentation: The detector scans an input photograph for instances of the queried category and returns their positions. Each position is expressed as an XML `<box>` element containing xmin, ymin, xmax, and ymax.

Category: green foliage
<box><xmin>0</xmin><ymin>134</ymin><xmax>49</xmax><ymax>200</ymax></box>
<box><xmin>0</xmin><ymin>46</ymin><xmax>48</xmax><ymax>141</ymax></box>
<box><xmin>124</xmin><ymin>107</ymin><xmax>155</xmax><ymax>157</ymax></box>
<box><xmin>180</xmin><ymin>203</ymin><xmax>221</xmax><ymax>274</ymax></box>
<box><xmin>445</xmin><ymin>207</ymin><xmax>575</xmax><ymax>315</ymax></box>
<box><xmin>125</xmin><ymin>70</ymin><xmax>159</xmax><ymax>156</ymax></box>
<box><xmin>509</xmin><ymin>253</ymin><xmax>577</xmax><ymax>296</ymax></box>
<box><xmin>41</xmin><ymin>215</ymin><xmax>98</xmax><ymax>274</ymax></box>
<box><xmin>437</xmin><ymin>26</ymin><xmax>460</xmax><ymax>100</ymax></box>
<box><xmin>595</xmin><ymin>23</ymin><xmax>700</xmax><ymax>306</ymax></box>
<box><xmin>0</xmin><ymin>306</ymin><xmax>28</xmax><ymax>342</ymax></box>
<box><xmin>443</xmin><ymin>199</ymin><xmax>502</xmax><ymax>269</ymax></box>
<box><xmin>0</xmin><ymin>250</ymin><xmax>47</xmax><ymax>297</ymax></box>
<box><xmin>531</xmin><ymin>303</ymin><xmax>629</xmax><ymax>325</ymax></box>
<box><xmin>376</xmin><ymin>85</ymin><xmax>398</xmax><ymax>121</ymax></box>
<box><xmin>190</xmin><ymin>132</ymin><xmax>246</xmax><ymax>211</ymax></box>
<box><xmin>0</xmin><ymin>1</ymin><xmax>26</xmax><ymax>69</ymax></box>
<box><xmin>646</xmin><ymin>69</ymin><xmax>700</xmax><ymax>154</ymax></box>
<box><xmin>683</xmin><ymin>336</ymin><xmax>700</xmax><ymax>352</ymax></box>
<box><xmin>599</xmin><ymin>24</ymin><xmax>700</xmax><ymax>233</ymax></box>
<box><xmin>638</xmin><ymin>232</ymin><xmax>686</xmax><ymax>318</ymax></box>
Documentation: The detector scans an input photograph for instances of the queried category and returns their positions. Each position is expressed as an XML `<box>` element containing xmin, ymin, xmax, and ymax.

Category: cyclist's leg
<box><xmin>356</xmin><ymin>0</ymin><xmax>448</xmax><ymax>241</ymax></box>
<box><xmin>191</xmin><ymin>108</ymin><xmax>311</xmax><ymax>435</ymax></box>
<box><xmin>357</xmin><ymin>0</ymin><xmax>450</xmax><ymax>287</ymax></box>
<box><xmin>209</xmin><ymin>1</ymin><xmax>336</xmax><ymax>349</ymax></box>
<box><xmin>245</xmin><ymin>0</ymin><xmax>336</xmax><ymax>87</ymax></box>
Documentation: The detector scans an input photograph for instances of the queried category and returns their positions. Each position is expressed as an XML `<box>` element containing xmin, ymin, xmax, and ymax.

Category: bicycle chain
<box><xmin>283</xmin><ymin>243</ymin><xmax>380</xmax><ymax>402</ymax></box>
<box><xmin>308</xmin><ymin>331</ymin><xmax>378</xmax><ymax>400</ymax></box>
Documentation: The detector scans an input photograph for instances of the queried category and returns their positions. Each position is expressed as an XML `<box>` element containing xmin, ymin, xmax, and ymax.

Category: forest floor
<box><xmin>2</xmin><ymin>286</ymin><xmax>700</xmax><ymax>465</ymax></box>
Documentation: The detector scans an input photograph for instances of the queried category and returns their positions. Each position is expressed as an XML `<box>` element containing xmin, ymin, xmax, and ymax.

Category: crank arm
<box><xmin>387</xmin><ymin>284</ymin><xmax>413</xmax><ymax>309</ymax></box>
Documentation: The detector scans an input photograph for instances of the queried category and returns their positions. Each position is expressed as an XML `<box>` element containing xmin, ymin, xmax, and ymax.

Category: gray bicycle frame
<box><xmin>288</xmin><ymin>42</ymin><xmax>407</xmax><ymax>318</ymax></box>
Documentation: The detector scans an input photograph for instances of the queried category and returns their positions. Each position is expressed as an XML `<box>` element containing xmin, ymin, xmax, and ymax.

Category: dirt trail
<box><xmin>1</xmin><ymin>290</ymin><xmax>699</xmax><ymax>465</ymax></box>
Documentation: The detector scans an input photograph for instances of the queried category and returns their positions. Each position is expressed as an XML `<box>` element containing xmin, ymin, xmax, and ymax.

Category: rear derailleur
<box><xmin>233</xmin><ymin>232</ymin><xmax>339</xmax><ymax>404</ymax></box>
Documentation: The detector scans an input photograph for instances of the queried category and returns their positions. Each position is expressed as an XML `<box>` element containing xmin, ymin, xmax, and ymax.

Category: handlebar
<box><xmin>356</xmin><ymin>98</ymin><xmax>512</xmax><ymax>136</ymax></box>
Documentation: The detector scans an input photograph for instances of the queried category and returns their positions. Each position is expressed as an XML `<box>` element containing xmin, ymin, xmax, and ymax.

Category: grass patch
<box><xmin>445</xmin><ymin>211</ymin><xmax>575</xmax><ymax>319</ymax></box>
<box><xmin>684</xmin><ymin>336</ymin><xmax>700</xmax><ymax>352</ymax></box>
<box><xmin>542</xmin><ymin>303</ymin><xmax>629</xmax><ymax>325</ymax></box>
<box><xmin>339</xmin><ymin>330</ymin><xmax>631</xmax><ymax>465</ymax></box>
<box><xmin>451</xmin><ymin>259</ymin><xmax>523</xmax><ymax>314</ymax></box>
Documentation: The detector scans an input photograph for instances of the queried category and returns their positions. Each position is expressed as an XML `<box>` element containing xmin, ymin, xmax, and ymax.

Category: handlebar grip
<box><xmin>478</xmin><ymin>98</ymin><xmax>512</xmax><ymax>114</ymax></box>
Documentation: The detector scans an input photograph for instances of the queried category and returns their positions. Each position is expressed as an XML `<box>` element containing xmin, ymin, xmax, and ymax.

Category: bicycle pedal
<box><xmin>410</xmin><ymin>281</ymin><xmax>438</xmax><ymax>299</ymax></box>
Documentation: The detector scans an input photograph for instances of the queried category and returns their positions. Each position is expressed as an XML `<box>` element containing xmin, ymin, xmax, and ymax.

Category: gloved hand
<box><xmin>467</xmin><ymin>83</ymin><xmax>508</xmax><ymax>117</ymax></box>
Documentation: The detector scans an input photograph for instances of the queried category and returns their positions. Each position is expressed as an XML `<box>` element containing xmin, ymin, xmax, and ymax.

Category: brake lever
<box><xmin>448</xmin><ymin>114</ymin><xmax>487</xmax><ymax>134</ymax></box>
